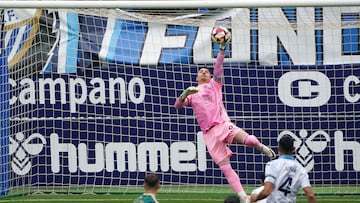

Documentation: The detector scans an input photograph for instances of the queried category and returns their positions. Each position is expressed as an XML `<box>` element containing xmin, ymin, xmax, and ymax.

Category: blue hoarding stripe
<box><xmin>65</xmin><ymin>12</ymin><xmax>79</xmax><ymax>73</ymax></box>
<box><xmin>107</xmin><ymin>19</ymin><xmax>123</xmax><ymax>61</ymax></box>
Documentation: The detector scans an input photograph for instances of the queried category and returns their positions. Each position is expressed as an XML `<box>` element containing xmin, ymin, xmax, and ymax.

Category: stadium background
<box><xmin>0</xmin><ymin>6</ymin><xmax>359</xmax><ymax>196</ymax></box>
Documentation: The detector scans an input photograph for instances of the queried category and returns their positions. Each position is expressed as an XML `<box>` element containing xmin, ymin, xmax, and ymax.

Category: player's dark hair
<box><xmin>279</xmin><ymin>135</ymin><xmax>294</xmax><ymax>154</ymax></box>
<box><xmin>198</xmin><ymin>65</ymin><xmax>208</xmax><ymax>69</ymax></box>
<box><xmin>224</xmin><ymin>195</ymin><xmax>240</xmax><ymax>203</ymax></box>
<box><xmin>197</xmin><ymin>65</ymin><xmax>209</xmax><ymax>72</ymax></box>
<box><xmin>144</xmin><ymin>173</ymin><xmax>160</xmax><ymax>188</ymax></box>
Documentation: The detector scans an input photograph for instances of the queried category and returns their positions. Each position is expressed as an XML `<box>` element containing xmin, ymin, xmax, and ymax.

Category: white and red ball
<box><xmin>211</xmin><ymin>26</ymin><xmax>231</xmax><ymax>44</ymax></box>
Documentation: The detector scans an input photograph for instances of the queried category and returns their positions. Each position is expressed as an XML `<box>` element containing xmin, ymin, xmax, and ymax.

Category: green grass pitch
<box><xmin>1</xmin><ymin>185</ymin><xmax>359</xmax><ymax>202</ymax></box>
<box><xmin>1</xmin><ymin>193</ymin><xmax>360</xmax><ymax>203</ymax></box>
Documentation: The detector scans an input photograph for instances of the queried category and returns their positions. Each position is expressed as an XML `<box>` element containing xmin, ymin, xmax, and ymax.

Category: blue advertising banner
<box><xmin>8</xmin><ymin>63</ymin><xmax>360</xmax><ymax>186</ymax></box>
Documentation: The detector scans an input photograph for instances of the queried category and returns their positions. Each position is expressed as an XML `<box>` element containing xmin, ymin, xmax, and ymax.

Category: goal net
<box><xmin>0</xmin><ymin>3</ymin><xmax>359</xmax><ymax>197</ymax></box>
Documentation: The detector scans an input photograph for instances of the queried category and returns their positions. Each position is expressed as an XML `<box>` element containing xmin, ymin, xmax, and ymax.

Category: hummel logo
<box><xmin>9</xmin><ymin>132</ymin><xmax>46</xmax><ymax>175</ymax></box>
<box><xmin>278</xmin><ymin>129</ymin><xmax>330</xmax><ymax>171</ymax></box>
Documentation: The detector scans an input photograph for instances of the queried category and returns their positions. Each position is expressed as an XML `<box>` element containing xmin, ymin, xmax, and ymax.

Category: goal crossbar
<box><xmin>1</xmin><ymin>0</ymin><xmax>360</xmax><ymax>9</ymax></box>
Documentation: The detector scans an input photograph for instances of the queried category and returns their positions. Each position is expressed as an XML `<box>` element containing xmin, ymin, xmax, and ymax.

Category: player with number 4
<box><xmin>249</xmin><ymin>135</ymin><xmax>317</xmax><ymax>203</ymax></box>
<box><xmin>174</xmin><ymin>26</ymin><xmax>276</xmax><ymax>203</ymax></box>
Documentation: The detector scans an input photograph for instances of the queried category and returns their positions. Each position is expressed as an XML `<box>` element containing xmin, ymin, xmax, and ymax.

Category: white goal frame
<box><xmin>1</xmin><ymin>0</ymin><xmax>360</xmax><ymax>9</ymax></box>
<box><xmin>1</xmin><ymin>0</ymin><xmax>360</xmax><ymax>198</ymax></box>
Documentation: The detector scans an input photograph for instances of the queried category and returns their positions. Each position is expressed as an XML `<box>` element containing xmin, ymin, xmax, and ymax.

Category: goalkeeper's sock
<box><xmin>243</xmin><ymin>134</ymin><xmax>261</xmax><ymax>148</ymax></box>
<box><xmin>219</xmin><ymin>163</ymin><xmax>244</xmax><ymax>194</ymax></box>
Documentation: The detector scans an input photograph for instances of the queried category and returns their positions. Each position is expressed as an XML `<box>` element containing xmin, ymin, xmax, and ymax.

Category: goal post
<box><xmin>0</xmin><ymin>41</ymin><xmax>10</xmax><ymax>196</ymax></box>
<box><xmin>2</xmin><ymin>0</ymin><xmax>360</xmax><ymax>8</ymax></box>
<box><xmin>0</xmin><ymin>0</ymin><xmax>359</xmax><ymax>198</ymax></box>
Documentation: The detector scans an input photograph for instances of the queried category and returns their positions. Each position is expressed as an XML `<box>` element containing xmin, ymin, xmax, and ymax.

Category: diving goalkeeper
<box><xmin>174</xmin><ymin>40</ymin><xmax>275</xmax><ymax>203</ymax></box>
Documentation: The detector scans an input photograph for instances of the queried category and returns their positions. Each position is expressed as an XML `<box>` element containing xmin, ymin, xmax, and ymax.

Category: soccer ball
<box><xmin>211</xmin><ymin>26</ymin><xmax>231</xmax><ymax>44</ymax></box>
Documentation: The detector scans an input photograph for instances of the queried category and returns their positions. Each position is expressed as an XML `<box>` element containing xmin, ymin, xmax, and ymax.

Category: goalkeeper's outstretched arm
<box><xmin>174</xmin><ymin>86</ymin><xmax>198</xmax><ymax>109</ymax></box>
<box><xmin>213</xmin><ymin>48</ymin><xmax>225</xmax><ymax>83</ymax></box>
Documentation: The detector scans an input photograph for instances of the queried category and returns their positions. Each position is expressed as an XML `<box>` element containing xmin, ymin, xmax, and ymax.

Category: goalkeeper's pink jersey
<box><xmin>175</xmin><ymin>53</ymin><xmax>230</xmax><ymax>132</ymax></box>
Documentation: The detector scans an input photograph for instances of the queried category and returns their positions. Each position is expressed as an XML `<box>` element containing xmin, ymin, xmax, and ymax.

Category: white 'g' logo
<box><xmin>278</xmin><ymin>71</ymin><xmax>331</xmax><ymax>107</ymax></box>
<box><xmin>10</xmin><ymin>132</ymin><xmax>46</xmax><ymax>175</ymax></box>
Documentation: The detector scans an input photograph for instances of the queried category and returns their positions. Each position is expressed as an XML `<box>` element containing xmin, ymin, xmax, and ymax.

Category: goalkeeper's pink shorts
<box><xmin>202</xmin><ymin>121</ymin><xmax>241</xmax><ymax>165</ymax></box>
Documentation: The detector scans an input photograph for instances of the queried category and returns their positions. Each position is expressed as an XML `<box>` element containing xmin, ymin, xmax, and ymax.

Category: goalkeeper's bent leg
<box><xmin>243</xmin><ymin>135</ymin><xmax>276</xmax><ymax>159</ymax></box>
<box><xmin>232</xmin><ymin>129</ymin><xmax>260</xmax><ymax>148</ymax></box>
<box><xmin>238</xmin><ymin>134</ymin><xmax>276</xmax><ymax>160</ymax></box>
<box><xmin>242</xmin><ymin>134</ymin><xmax>261</xmax><ymax>148</ymax></box>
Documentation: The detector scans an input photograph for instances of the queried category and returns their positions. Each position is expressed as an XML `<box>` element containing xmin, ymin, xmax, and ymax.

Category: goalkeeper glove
<box><xmin>220</xmin><ymin>31</ymin><xmax>231</xmax><ymax>50</ymax></box>
<box><xmin>180</xmin><ymin>86</ymin><xmax>199</xmax><ymax>101</ymax></box>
